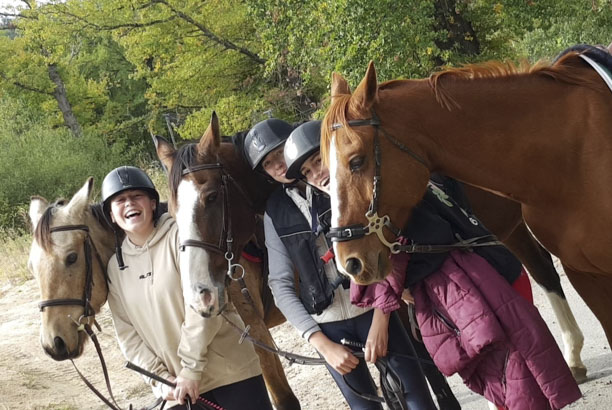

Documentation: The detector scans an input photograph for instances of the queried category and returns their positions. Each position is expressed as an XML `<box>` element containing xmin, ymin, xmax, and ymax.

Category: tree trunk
<box><xmin>47</xmin><ymin>63</ymin><xmax>82</xmax><ymax>137</ymax></box>
<box><xmin>433</xmin><ymin>0</ymin><xmax>480</xmax><ymax>66</ymax></box>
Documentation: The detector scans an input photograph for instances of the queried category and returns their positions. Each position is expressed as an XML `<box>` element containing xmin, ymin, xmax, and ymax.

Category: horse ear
<box><xmin>154</xmin><ymin>135</ymin><xmax>176</xmax><ymax>172</ymax></box>
<box><xmin>29</xmin><ymin>196</ymin><xmax>49</xmax><ymax>230</ymax></box>
<box><xmin>64</xmin><ymin>178</ymin><xmax>94</xmax><ymax>217</ymax></box>
<box><xmin>350</xmin><ymin>61</ymin><xmax>378</xmax><ymax>114</ymax></box>
<box><xmin>198</xmin><ymin>111</ymin><xmax>221</xmax><ymax>156</ymax></box>
<box><xmin>331</xmin><ymin>72</ymin><xmax>351</xmax><ymax>97</ymax></box>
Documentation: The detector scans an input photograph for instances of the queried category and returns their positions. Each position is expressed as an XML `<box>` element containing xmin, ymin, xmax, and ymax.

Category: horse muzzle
<box><xmin>189</xmin><ymin>283</ymin><xmax>226</xmax><ymax>317</ymax></box>
<box><xmin>41</xmin><ymin>330</ymin><xmax>84</xmax><ymax>361</ymax></box>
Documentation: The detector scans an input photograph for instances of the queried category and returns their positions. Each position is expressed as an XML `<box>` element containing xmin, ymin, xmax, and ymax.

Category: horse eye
<box><xmin>206</xmin><ymin>191</ymin><xmax>218</xmax><ymax>204</ymax></box>
<box><xmin>66</xmin><ymin>252</ymin><xmax>78</xmax><ymax>266</ymax></box>
<box><xmin>349</xmin><ymin>156</ymin><xmax>365</xmax><ymax>172</ymax></box>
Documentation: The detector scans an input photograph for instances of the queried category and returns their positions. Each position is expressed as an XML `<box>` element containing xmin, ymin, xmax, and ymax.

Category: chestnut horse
<box><xmin>28</xmin><ymin>178</ymin><xmax>300</xmax><ymax>410</ymax></box>
<box><xmin>457</xmin><ymin>182</ymin><xmax>586</xmax><ymax>381</ymax></box>
<box><xmin>321</xmin><ymin>50</ymin><xmax>612</xmax><ymax>352</ymax></box>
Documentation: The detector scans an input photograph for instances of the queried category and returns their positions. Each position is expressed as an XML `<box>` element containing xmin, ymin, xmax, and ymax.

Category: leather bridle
<box><xmin>36</xmin><ymin>224</ymin><xmax>135</xmax><ymax>410</ymax></box>
<box><xmin>326</xmin><ymin>110</ymin><xmax>501</xmax><ymax>254</ymax></box>
<box><xmin>38</xmin><ymin>224</ymin><xmax>104</xmax><ymax>322</ymax></box>
<box><xmin>179</xmin><ymin>163</ymin><xmax>252</xmax><ymax>282</ymax></box>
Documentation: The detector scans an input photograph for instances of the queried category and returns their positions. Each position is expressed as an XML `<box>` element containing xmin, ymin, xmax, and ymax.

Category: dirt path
<box><xmin>0</xmin><ymin>279</ymin><xmax>346</xmax><ymax>410</ymax></box>
<box><xmin>1</xmin><ymin>266</ymin><xmax>611</xmax><ymax>409</ymax></box>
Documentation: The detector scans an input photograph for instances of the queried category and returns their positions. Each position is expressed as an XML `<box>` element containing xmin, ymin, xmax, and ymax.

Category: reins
<box><xmin>327</xmin><ymin>109</ymin><xmax>503</xmax><ymax>254</ymax></box>
<box><xmin>38</xmin><ymin>224</ymin><xmax>164</xmax><ymax>410</ymax></box>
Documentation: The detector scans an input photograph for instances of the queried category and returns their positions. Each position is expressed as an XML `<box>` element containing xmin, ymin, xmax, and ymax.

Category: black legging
<box><xmin>169</xmin><ymin>375</ymin><xmax>273</xmax><ymax>410</ymax></box>
<box><xmin>319</xmin><ymin>310</ymin><xmax>437</xmax><ymax>410</ymax></box>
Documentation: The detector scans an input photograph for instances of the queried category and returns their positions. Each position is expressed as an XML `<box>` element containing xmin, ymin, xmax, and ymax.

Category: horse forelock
<box><xmin>321</xmin><ymin>94</ymin><xmax>368</xmax><ymax>168</ymax></box>
<box><xmin>169</xmin><ymin>143</ymin><xmax>197</xmax><ymax>209</ymax></box>
<box><xmin>34</xmin><ymin>200</ymin><xmax>66</xmax><ymax>253</ymax></box>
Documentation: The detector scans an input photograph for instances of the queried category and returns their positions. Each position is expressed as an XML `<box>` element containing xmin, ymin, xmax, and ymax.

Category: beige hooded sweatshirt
<box><xmin>107</xmin><ymin>214</ymin><xmax>261</xmax><ymax>406</ymax></box>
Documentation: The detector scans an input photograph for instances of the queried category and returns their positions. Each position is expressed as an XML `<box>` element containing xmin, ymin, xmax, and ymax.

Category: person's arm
<box><xmin>264</xmin><ymin>213</ymin><xmax>321</xmax><ymax>339</ymax></box>
<box><xmin>364</xmin><ymin>308</ymin><xmax>390</xmax><ymax>363</ymax></box>
<box><xmin>170</xmin><ymin>225</ymin><xmax>221</xmax><ymax>405</ymax></box>
<box><xmin>265</xmin><ymin>213</ymin><xmax>359</xmax><ymax>374</ymax></box>
<box><xmin>309</xmin><ymin>331</ymin><xmax>359</xmax><ymax>375</ymax></box>
<box><xmin>107</xmin><ymin>276</ymin><xmax>174</xmax><ymax>400</ymax></box>
<box><xmin>175</xmin><ymin>306</ymin><xmax>223</xmax><ymax>404</ymax></box>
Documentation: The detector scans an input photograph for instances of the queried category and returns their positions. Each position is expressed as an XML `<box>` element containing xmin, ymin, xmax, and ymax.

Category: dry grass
<box><xmin>0</xmin><ymin>229</ymin><xmax>31</xmax><ymax>287</ymax></box>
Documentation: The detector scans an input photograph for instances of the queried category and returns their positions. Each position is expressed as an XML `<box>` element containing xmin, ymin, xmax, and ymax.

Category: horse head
<box><xmin>28</xmin><ymin>178</ymin><xmax>115</xmax><ymax>360</ymax></box>
<box><xmin>321</xmin><ymin>62</ymin><xmax>430</xmax><ymax>285</ymax></box>
<box><xmin>156</xmin><ymin>112</ymin><xmax>271</xmax><ymax>317</ymax></box>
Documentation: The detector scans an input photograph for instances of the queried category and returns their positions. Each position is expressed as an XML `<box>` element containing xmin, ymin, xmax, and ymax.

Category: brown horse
<box><xmin>321</xmin><ymin>51</ymin><xmax>612</xmax><ymax>350</ymax></box>
<box><xmin>459</xmin><ymin>183</ymin><xmax>586</xmax><ymax>381</ymax></box>
<box><xmin>154</xmin><ymin>113</ymin><xmax>300</xmax><ymax>409</ymax></box>
<box><xmin>28</xmin><ymin>177</ymin><xmax>300</xmax><ymax>409</ymax></box>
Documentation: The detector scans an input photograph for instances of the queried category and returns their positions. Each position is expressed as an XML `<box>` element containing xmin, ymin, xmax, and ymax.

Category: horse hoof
<box><xmin>571</xmin><ymin>366</ymin><xmax>587</xmax><ymax>384</ymax></box>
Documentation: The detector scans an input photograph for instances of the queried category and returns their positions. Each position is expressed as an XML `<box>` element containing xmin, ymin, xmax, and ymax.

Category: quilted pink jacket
<box><xmin>412</xmin><ymin>251</ymin><xmax>581</xmax><ymax>409</ymax></box>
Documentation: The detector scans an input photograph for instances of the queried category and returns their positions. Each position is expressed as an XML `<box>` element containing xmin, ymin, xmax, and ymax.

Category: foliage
<box><xmin>0</xmin><ymin>96</ymin><xmax>142</xmax><ymax>230</ymax></box>
<box><xmin>0</xmin><ymin>0</ymin><xmax>610</xmax><ymax>233</ymax></box>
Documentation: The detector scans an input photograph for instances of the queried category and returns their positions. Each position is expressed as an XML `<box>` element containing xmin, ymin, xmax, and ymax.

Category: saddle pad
<box><xmin>580</xmin><ymin>54</ymin><xmax>612</xmax><ymax>93</ymax></box>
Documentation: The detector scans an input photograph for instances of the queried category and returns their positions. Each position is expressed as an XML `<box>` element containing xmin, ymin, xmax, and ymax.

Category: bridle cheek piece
<box><xmin>38</xmin><ymin>225</ymin><xmax>104</xmax><ymax>325</ymax></box>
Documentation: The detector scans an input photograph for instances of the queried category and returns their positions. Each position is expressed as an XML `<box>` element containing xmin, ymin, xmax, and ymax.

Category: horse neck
<box><xmin>382</xmin><ymin>73</ymin><xmax>606</xmax><ymax>204</ymax></box>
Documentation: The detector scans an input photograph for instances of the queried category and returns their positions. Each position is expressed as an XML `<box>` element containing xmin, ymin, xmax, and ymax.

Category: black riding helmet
<box><xmin>244</xmin><ymin>118</ymin><xmax>294</xmax><ymax>170</ymax></box>
<box><xmin>101</xmin><ymin>166</ymin><xmax>160</xmax><ymax>220</ymax></box>
<box><xmin>284</xmin><ymin>120</ymin><xmax>322</xmax><ymax>180</ymax></box>
<box><xmin>101</xmin><ymin>166</ymin><xmax>160</xmax><ymax>270</ymax></box>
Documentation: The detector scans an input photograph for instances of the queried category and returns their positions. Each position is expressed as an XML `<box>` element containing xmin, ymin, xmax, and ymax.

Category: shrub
<box><xmin>0</xmin><ymin>96</ymin><xmax>144</xmax><ymax>231</ymax></box>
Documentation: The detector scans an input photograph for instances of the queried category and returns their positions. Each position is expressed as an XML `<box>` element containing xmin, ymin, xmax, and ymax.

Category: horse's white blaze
<box><xmin>176</xmin><ymin>180</ymin><xmax>211</xmax><ymax>302</ymax></box>
<box><xmin>329</xmin><ymin>135</ymin><xmax>349</xmax><ymax>276</ymax></box>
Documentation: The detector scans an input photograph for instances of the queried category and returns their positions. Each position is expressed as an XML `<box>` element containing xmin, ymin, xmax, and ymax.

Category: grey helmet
<box><xmin>284</xmin><ymin>120</ymin><xmax>322</xmax><ymax>180</ymax></box>
<box><xmin>244</xmin><ymin>118</ymin><xmax>294</xmax><ymax>170</ymax></box>
<box><xmin>101</xmin><ymin>166</ymin><xmax>160</xmax><ymax>221</ymax></box>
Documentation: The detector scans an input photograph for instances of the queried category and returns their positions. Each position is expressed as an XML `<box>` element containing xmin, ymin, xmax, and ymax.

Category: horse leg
<box><xmin>229</xmin><ymin>258</ymin><xmax>301</xmax><ymax>410</ymax></box>
<box><xmin>562</xmin><ymin>265</ymin><xmax>612</xmax><ymax>350</ymax></box>
<box><xmin>502</xmin><ymin>223</ymin><xmax>586</xmax><ymax>383</ymax></box>
<box><xmin>396</xmin><ymin>306</ymin><xmax>461</xmax><ymax>410</ymax></box>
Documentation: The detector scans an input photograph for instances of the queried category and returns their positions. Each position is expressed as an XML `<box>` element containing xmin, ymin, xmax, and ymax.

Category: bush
<box><xmin>0</xmin><ymin>96</ymin><xmax>143</xmax><ymax>231</ymax></box>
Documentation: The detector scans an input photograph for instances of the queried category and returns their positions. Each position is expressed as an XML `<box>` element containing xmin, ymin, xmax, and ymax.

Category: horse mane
<box><xmin>429</xmin><ymin>51</ymin><xmax>607</xmax><ymax>110</ymax></box>
<box><xmin>34</xmin><ymin>200</ymin><xmax>66</xmax><ymax>253</ymax></box>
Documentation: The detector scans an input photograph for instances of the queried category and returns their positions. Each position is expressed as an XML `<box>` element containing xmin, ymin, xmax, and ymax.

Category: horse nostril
<box><xmin>345</xmin><ymin>258</ymin><xmax>363</xmax><ymax>275</ymax></box>
<box><xmin>53</xmin><ymin>336</ymin><xmax>67</xmax><ymax>354</ymax></box>
<box><xmin>197</xmin><ymin>285</ymin><xmax>215</xmax><ymax>308</ymax></box>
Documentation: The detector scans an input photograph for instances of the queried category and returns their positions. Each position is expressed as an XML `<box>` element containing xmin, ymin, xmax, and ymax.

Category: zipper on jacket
<box><xmin>434</xmin><ymin>309</ymin><xmax>460</xmax><ymax>336</ymax></box>
<box><xmin>501</xmin><ymin>348</ymin><xmax>510</xmax><ymax>394</ymax></box>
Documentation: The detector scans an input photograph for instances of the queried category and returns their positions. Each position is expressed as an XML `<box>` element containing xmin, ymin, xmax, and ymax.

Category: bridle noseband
<box><xmin>38</xmin><ymin>224</ymin><xmax>104</xmax><ymax>323</ymax></box>
<box><xmin>326</xmin><ymin>110</ymin><xmax>502</xmax><ymax>254</ymax></box>
<box><xmin>179</xmin><ymin>163</ymin><xmax>251</xmax><ymax>282</ymax></box>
